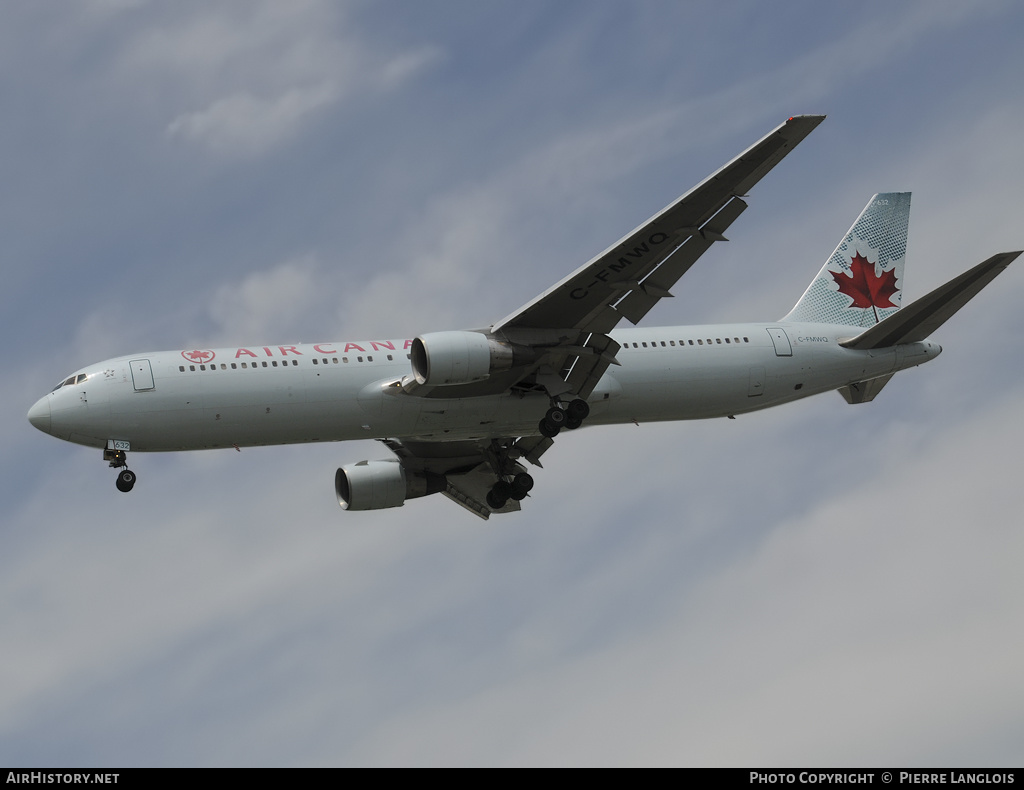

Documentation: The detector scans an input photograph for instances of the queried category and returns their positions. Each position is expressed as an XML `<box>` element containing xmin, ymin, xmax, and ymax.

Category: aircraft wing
<box><xmin>490</xmin><ymin>114</ymin><xmax>825</xmax><ymax>404</ymax></box>
<box><xmin>495</xmin><ymin>115</ymin><xmax>826</xmax><ymax>335</ymax></box>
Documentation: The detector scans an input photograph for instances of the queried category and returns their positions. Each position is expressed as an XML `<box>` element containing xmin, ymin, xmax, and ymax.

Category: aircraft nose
<box><xmin>27</xmin><ymin>396</ymin><xmax>51</xmax><ymax>434</ymax></box>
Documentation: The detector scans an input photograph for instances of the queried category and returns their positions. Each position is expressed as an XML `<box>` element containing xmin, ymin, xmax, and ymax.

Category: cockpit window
<box><xmin>52</xmin><ymin>373</ymin><xmax>87</xmax><ymax>392</ymax></box>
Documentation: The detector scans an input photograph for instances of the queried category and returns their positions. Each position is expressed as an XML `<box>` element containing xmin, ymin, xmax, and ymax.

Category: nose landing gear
<box><xmin>104</xmin><ymin>447</ymin><xmax>137</xmax><ymax>493</ymax></box>
<box><xmin>115</xmin><ymin>469</ymin><xmax>137</xmax><ymax>493</ymax></box>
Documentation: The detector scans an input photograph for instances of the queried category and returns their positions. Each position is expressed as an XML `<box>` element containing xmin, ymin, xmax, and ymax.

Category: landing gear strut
<box><xmin>483</xmin><ymin>439</ymin><xmax>537</xmax><ymax>510</ymax></box>
<box><xmin>104</xmin><ymin>448</ymin><xmax>137</xmax><ymax>493</ymax></box>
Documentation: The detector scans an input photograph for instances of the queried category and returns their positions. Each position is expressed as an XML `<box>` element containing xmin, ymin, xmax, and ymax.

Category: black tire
<box><xmin>513</xmin><ymin>472</ymin><xmax>534</xmax><ymax>492</ymax></box>
<box><xmin>116</xmin><ymin>469</ymin><xmax>136</xmax><ymax>493</ymax></box>
<box><xmin>545</xmin><ymin>407</ymin><xmax>567</xmax><ymax>427</ymax></box>
<box><xmin>510</xmin><ymin>473</ymin><xmax>534</xmax><ymax>500</ymax></box>
<box><xmin>567</xmin><ymin>399</ymin><xmax>590</xmax><ymax>421</ymax></box>
<box><xmin>539</xmin><ymin>418</ymin><xmax>560</xmax><ymax>438</ymax></box>
<box><xmin>487</xmin><ymin>481</ymin><xmax>511</xmax><ymax>509</ymax></box>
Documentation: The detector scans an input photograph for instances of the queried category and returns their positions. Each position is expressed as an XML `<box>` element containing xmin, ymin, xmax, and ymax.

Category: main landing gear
<box><xmin>486</xmin><ymin>471</ymin><xmax>534</xmax><ymax>510</ymax></box>
<box><xmin>485</xmin><ymin>397</ymin><xmax>592</xmax><ymax>510</ymax></box>
<box><xmin>104</xmin><ymin>448</ymin><xmax>137</xmax><ymax>493</ymax></box>
<box><xmin>538</xmin><ymin>398</ymin><xmax>589</xmax><ymax>438</ymax></box>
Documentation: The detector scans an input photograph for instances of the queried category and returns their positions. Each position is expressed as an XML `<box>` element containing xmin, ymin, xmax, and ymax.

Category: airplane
<box><xmin>26</xmin><ymin>115</ymin><xmax>1020</xmax><ymax>519</ymax></box>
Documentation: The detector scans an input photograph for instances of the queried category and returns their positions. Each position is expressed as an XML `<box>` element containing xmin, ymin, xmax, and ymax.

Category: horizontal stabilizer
<box><xmin>841</xmin><ymin>251</ymin><xmax>1021</xmax><ymax>350</ymax></box>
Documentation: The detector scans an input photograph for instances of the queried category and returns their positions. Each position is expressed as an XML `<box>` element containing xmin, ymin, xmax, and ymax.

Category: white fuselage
<box><xmin>28</xmin><ymin>323</ymin><xmax>940</xmax><ymax>453</ymax></box>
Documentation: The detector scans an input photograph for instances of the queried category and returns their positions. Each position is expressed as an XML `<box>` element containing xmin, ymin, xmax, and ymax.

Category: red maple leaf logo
<box><xmin>181</xmin><ymin>349</ymin><xmax>215</xmax><ymax>364</ymax></box>
<box><xmin>831</xmin><ymin>251</ymin><xmax>899</xmax><ymax>323</ymax></box>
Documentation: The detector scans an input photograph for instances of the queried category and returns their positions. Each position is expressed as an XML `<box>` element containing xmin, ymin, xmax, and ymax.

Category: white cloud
<box><xmin>111</xmin><ymin>2</ymin><xmax>443</xmax><ymax>156</ymax></box>
<box><xmin>166</xmin><ymin>84</ymin><xmax>337</xmax><ymax>155</ymax></box>
<box><xmin>203</xmin><ymin>254</ymin><xmax>328</xmax><ymax>345</ymax></box>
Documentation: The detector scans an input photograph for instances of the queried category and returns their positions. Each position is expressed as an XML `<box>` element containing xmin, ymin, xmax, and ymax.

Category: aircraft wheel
<box><xmin>567</xmin><ymin>399</ymin><xmax>590</xmax><ymax>421</ymax></box>
<box><xmin>545</xmin><ymin>407</ymin><xmax>567</xmax><ymax>428</ymax></box>
<box><xmin>510</xmin><ymin>473</ymin><xmax>534</xmax><ymax>500</ymax></box>
<box><xmin>565</xmin><ymin>414</ymin><xmax>583</xmax><ymax>430</ymax></box>
<box><xmin>487</xmin><ymin>481</ymin><xmax>511</xmax><ymax>509</ymax></box>
<box><xmin>539</xmin><ymin>418</ymin><xmax>560</xmax><ymax>438</ymax></box>
<box><xmin>115</xmin><ymin>469</ymin><xmax>136</xmax><ymax>493</ymax></box>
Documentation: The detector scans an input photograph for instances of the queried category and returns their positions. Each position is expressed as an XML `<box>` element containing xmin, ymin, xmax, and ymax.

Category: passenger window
<box><xmin>697</xmin><ymin>340</ymin><xmax>703</xmax><ymax>345</ymax></box>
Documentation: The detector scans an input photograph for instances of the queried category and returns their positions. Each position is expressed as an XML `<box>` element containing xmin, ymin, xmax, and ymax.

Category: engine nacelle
<box><xmin>335</xmin><ymin>459</ymin><xmax>443</xmax><ymax>511</ymax></box>
<box><xmin>410</xmin><ymin>331</ymin><xmax>517</xmax><ymax>387</ymax></box>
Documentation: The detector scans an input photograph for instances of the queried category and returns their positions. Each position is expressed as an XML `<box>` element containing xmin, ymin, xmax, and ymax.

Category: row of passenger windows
<box><xmin>175</xmin><ymin>336</ymin><xmax>750</xmax><ymax>374</ymax></box>
<box><xmin>178</xmin><ymin>354</ymin><xmax>405</xmax><ymax>372</ymax></box>
<box><xmin>625</xmin><ymin>336</ymin><xmax>750</xmax><ymax>349</ymax></box>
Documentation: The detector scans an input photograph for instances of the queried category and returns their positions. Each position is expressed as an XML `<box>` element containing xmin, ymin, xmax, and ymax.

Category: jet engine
<box><xmin>410</xmin><ymin>331</ymin><xmax>520</xmax><ymax>387</ymax></box>
<box><xmin>335</xmin><ymin>459</ymin><xmax>443</xmax><ymax>511</ymax></box>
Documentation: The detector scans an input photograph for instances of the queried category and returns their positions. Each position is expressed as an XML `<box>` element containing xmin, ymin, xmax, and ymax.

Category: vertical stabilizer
<box><xmin>783</xmin><ymin>192</ymin><xmax>910</xmax><ymax>327</ymax></box>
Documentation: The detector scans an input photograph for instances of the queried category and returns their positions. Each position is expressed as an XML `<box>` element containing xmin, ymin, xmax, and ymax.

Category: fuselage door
<box><xmin>766</xmin><ymin>327</ymin><xmax>793</xmax><ymax>357</ymax></box>
<box><xmin>129</xmin><ymin>359</ymin><xmax>155</xmax><ymax>391</ymax></box>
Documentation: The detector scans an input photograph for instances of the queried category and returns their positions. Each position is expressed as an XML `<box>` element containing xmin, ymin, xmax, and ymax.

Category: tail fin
<box><xmin>782</xmin><ymin>192</ymin><xmax>911</xmax><ymax>326</ymax></box>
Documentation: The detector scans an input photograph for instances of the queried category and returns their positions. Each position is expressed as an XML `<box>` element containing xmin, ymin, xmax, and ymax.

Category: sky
<box><xmin>3</xmin><ymin>0</ymin><xmax>1024</xmax><ymax>768</ymax></box>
